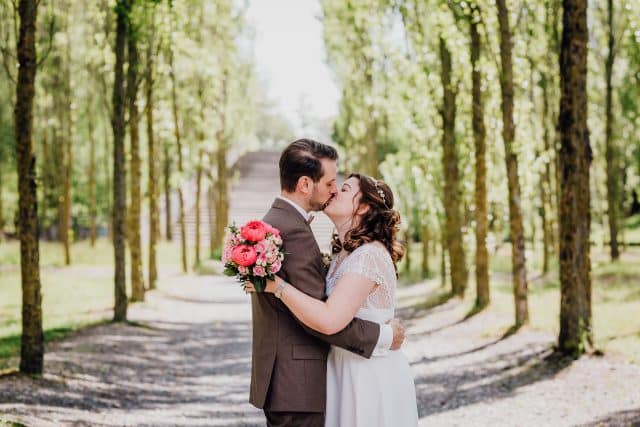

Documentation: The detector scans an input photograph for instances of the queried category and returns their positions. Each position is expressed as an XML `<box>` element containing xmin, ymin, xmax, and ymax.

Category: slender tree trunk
<box><xmin>440</xmin><ymin>225</ymin><xmax>448</xmax><ymax>290</ymax></box>
<box><xmin>61</xmin><ymin>37</ymin><xmax>73</xmax><ymax>266</ymax></box>
<box><xmin>112</xmin><ymin>0</ymin><xmax>129</xmax><ymax>322</ymax></box>
<box><xmin>470</xmin><ymin>7</ymin><xmax>489</xmax><ymax>309</ymax></box>
<box><xmin>127</xmin><ymin>13</ymin><xmax>144</xmax><ymax>302</ymax></box>
<box><xmin>604</xmin><ymin>0</ymin><xmax>619</xmax><ymax>260</ymax></box>
<box><xmin>421</xmin><ymin>225</ymin><xmax>430</xmax><ymax>277</ymax></box>
<box><xmin>15</xmin><ymin>0</ymin><xmax>43</xmax><ymax>375</ymax></box>
<box><xmin>194</xmin><ymin>149</ymin><xmax>203</xmax><ymax>267</ymax></box>
<box><xmin>541</xmin><ymin>74</ymin><xmax>553</xmax><ymax>273</ymax></box>
<box><xmin>558</xmin><ymin>0</ymin><xmax>592</xmax><ymax>357</ymax></box>
<box><xmin>439</xmin><ymin>37</ymin><xmax>468</xmax><ymax>297</ymax></box>
<box><xmin>214</xmin><ymin>71</ymin><xmax>229</xmax><ymax>253</ymax></box>
<box><xmin>208</xmin><ymin>153</ymin><xmax>217</xmax><ymax>257</ymax></box>
<box><xmin>0</xmin><ymin>160</ymin><xmax>4</xmax><ymax>240</ymax></box>
<box><xmin>168</xmin><ymin>11</ymin><xmax>187</xmax><ymax>273</ymax></box>
<box><xmin>496</xmin><ymin>0</ymin><xmax>528</xmax><ymax>326</ymax></box>
<box><xmin>88</xmin><ymin>113</ymin><xmax>97</xmax><ymax>246</ymax></box>
<box><xmin>146</xmin><ymin>10</ymin><xmax>158</xmax><ymax>290</ymax></box>
<box><xmin>163</xmin><ymin>142</ymin><xmax>172</xmax><ymax>241</ymax></box>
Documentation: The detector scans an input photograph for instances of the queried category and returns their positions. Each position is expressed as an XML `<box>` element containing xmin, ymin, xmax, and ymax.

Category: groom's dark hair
<box><xmin>279</xmin><ymin>139</ymin><xmax>338</xmax><ymax>192</ymax></box>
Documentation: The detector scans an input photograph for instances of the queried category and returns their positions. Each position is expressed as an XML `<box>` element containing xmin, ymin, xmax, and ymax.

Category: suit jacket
<box><xmin>249</xmin><ymin>198</ymin><xmax>381</xmax><ymax>412</ymax></box>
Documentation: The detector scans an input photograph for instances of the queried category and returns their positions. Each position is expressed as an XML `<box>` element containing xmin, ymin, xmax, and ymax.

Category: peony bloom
<box><xmin>231</xmin><ymin>244</ymin><xmax>258</xmax><ymax>267</ymax></box>
<box><xmin>241</xmin><ymin>220</ymin><xmax>267</xmax><ymax>242</ymax></box>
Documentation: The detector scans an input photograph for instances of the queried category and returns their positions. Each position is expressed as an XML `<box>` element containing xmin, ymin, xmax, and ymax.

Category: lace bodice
<box><xmin>325</xmin><ymin>242</ymin><xmax>397</xmax><ymax>311</ymax></box>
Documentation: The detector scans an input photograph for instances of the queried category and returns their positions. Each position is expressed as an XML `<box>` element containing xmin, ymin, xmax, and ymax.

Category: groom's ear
<box><xmin>296</xmin><ymin>176</ymin><xmax>312</xmax><ymax>195</ymax></box>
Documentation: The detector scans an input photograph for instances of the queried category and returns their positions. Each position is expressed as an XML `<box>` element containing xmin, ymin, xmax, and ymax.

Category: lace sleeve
<box><xmin>341</xmin><ymin>244</ymin><xmax>396</xmax><ymax>309</ymax></box>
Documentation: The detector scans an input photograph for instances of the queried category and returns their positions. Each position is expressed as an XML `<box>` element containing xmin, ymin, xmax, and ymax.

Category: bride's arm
<box><xmin>262</xmin><ymin>273</ymin><xmax>376</xmax><ymax>335</ymax></box>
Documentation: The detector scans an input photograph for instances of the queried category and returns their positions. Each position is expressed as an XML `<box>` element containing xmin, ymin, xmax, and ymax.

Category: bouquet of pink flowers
<box><xmin>222</xmin><ymin>220</ymin><xmax>284</xmax><ymax>292</ymax></box>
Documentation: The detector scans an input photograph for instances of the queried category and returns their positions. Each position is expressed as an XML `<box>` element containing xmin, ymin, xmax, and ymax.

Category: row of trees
<box><xmin>321</xmin><ymin>0</ymin><xmax>639</xmax><ymax>356</ymax></box>
<box><xmin>2</xmin><ymin>0</ymin><xmax>259</xmax><ymax>374</ymax></box>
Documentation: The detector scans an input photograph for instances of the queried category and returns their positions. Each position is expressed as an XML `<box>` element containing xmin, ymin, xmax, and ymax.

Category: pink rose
<box><xmin>266</xmin><ymin>251</ymin><xmax>278</xmax><ymax>263</ymax></box>
<box><xmin>255</xmin><ymin>241</ymin><xmax>267</xmax><ymax>253</ymax></box>
<box><xmin>238</xmin><ymin>265</ymin><xmax>249</xmax><ymax>275</ymax></box>
<box><xmin>253</xmin><ymin>265</ymin><xmax>266</xmax><ymax>277</ymax></box>
<box><xmin>269</xmin><ymin>260</ymin><xmax>282</xmax><ymax>274</ymax></box>
<box><xmin>222</xmin><ymin>246</ymin><xmax>233</xmax><ymax>263</ymax></box>
<box><xmin>231</xmin><ymin>245</ymin><xmax>258</xmax><ymax>267</ymax></box>
<box><xmin>264</xmin><ymin>223</ymin><xmax>280</xmax><ymax>236</ymax></box>
<box><xmin>240</xmin><ymin>221</ymin><xmax>267</xmax><ymax>242</ymax></box>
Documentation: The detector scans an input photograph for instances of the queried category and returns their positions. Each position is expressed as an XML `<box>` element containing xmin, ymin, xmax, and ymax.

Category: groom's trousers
<box><xmin>264</xmin><ymin>409</ymin><xmax>324</xmax><ymax>427</ymax></box>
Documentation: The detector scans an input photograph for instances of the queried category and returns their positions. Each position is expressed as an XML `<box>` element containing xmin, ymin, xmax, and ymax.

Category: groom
<box><xmin>250</xmin><ymin>139</ymin><xmax>406</xmax><ymax>426</ymax></box>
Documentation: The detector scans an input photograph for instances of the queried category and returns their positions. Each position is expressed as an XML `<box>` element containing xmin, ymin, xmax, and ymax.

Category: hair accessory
<box><xmin>374</xmin><ymin>181</ymin><xmax>387</xmax><ymax>206</ymax></box>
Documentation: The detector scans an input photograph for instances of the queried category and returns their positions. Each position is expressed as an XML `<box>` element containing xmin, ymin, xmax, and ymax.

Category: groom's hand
<box><xmin>388</xmin><ymin>319</ymin><xmax>405</xmax><ymax>350</ymax></box>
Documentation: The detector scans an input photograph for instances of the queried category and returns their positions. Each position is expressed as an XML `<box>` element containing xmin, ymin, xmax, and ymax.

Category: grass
<box><xmin>400</xmin><ymin>242</ymin><xmax>640</xmax><ymax>363</ymax></box>
<box><xmin>0</xmin><ymin>237</ymin><xmax>194</xmax><ymax>370</ymax></box>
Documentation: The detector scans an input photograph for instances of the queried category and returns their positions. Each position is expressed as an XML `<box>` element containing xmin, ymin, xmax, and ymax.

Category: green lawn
<box><xmin>399</xmin><ymin>216</ymin><xmax>640</xmax><ymax>363</ymax></box>
<box><xmin>0</xmin><ymin>238</ymin><xmax>192</xmax><ymax>370</ymax></box>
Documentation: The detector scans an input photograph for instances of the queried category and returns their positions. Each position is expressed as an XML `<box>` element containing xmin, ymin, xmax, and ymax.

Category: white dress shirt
<box><xmin>277</xmin><ymin>195</ymin><xmax>394</xmax><ymax>354</ymax></box>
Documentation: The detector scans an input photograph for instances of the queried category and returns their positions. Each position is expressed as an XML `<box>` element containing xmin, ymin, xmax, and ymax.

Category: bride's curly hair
<box><xmin>331</xmin><ymin>173</ymin><xmax>404</xmax><ymax>271</ymax></box>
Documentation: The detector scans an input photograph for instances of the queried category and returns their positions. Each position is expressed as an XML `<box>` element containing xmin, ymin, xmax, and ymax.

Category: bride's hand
<box><xmin>244</xmin><ymin>277</ymin><xmax>281</xmax><ymax>294</ymax></box>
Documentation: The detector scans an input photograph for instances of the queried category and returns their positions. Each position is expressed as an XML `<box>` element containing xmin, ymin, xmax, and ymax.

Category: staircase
<box><xmin>165</xmin><ymin>150</ymin><xmax>336</xmax><ymax>253</ymax></box>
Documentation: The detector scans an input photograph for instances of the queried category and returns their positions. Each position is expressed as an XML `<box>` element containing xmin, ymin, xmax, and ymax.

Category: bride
<box><xmin>248</xmin><ymin>173</ymin><xmax>418</xmax><ymax>427</ymax></box>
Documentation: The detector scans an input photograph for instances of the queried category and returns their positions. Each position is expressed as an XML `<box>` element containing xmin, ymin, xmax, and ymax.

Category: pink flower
<box><xmin>266</xmin><ymin>251</ymin><xmax>279</xmax><ymax>263</ymax></box>
<box><xmin>240</xmin><ymin>221</ymin><xmax>267</xmax><ymax>242</ymax></box>
<box><xmin>231</xmin><ymin>245</ymin><xmax>258</xmax><ymax>267</ymax></box>
<box><xmin>238</xmin><ymin>265</ymin><xmax>249</xmax><ymax>275</ymax></box>
<box><xmin>253</xmin><ymin>265</ymin><xmax>266</xmax><ymax>277</ymax></box>
<box><xmin>269</xmin><ymin>260</ymin><xmax>282</xmax><ymax>274</ymax></box>
<box><xmin>255</xmin><ymin>241</ymin><xmax>267</xmax><ymax>253</ymax></box>
<box><xmin>264</xmin><ymin>223</ymin><xmax>280</xmax><ymax>236</ymax></box>
<box><xmin>222</xmin><ymin>246</ymin><xmax>233</xmax><ymax>263</ymax></box>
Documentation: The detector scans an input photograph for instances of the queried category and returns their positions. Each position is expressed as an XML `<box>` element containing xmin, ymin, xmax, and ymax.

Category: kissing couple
<box><xmin>246</xmin><ymin>139</ymin><xmax>419</xmax><ymax>427</ymax></box>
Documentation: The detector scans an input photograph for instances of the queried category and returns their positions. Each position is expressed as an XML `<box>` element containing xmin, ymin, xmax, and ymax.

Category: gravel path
<box><xmin>1</xmin><ymin>273</ymin><xmax>639</xmax><ymax>427</ymax></box>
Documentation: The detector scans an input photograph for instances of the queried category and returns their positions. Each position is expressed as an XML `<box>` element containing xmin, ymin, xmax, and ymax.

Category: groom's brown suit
<box><xmin>250</xmin><ymin>198</ymin><xmax>381</xmax><ymax>425</ymax></box>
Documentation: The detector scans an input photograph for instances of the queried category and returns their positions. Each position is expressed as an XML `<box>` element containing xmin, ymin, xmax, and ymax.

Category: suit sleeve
<box><xmin>276</xmin><ymin>226</ymin><xmax>382</xmax><ymax>359</ymax></box>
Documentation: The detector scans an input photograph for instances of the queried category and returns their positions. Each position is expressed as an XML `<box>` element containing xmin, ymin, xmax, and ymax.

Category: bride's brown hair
<box><xmin>331</xmin><ymin>173</ymin><xmax>404</xmax><ymax>270</ymax></box>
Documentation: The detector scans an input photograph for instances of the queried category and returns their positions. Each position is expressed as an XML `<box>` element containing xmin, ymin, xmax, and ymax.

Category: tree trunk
<box><xmin>214</xmin><ymin>71</ymin><xmax>230</xmax><ymax>253</ymax></box>
<box><xmin>88</xmin><ymin>112</ymin><xmax>97</xmax><ymax>247</ymax></box>
<box><xmin>61</xmin><ymin>37</ymin><xmax>73</xmax><ymax>266</ymax></box>
<box><xmin>15</xmin><ymin>0</ymin><xmax>43</xmax><ymax>375</ymax></box>
<box><xmin>440</xmin><ymin>225</ymin><xmax>448</xmax><ymax>289</ymax></box>
<box><xmin>127</xmin><ymin>14</ymin><xmax>144</xmax><ymax>302</ymax></box>
<box><xmin>112</xmin><ymin>0</ymin><xmax>129</xmax><ymax>322</ymax></box>
<box><xmin>496</xmin><ymin>0</ymin><xmax>528</xmax><ymax>326</ymax></box>
<box><xmin>470</xmin><ymin>7</ymin><xmax>489</xmax><ymax>309</ymax></box>
<box><xmin>604</xmin><ymin>0</ymin><xmax>619</xmax><ymax>260</ymax></box>
<box><xmin>194</xmin><ymin>149</ymin><xmax>203</xmax><ymax>267</ymax></box>
<box><xmin>146</xmin><ymin>9</ymin><xmax>158</xmax><ymax>290</ymax></box>
<box><xmin>163</xmin><ymin>142</ymin><xmax>172</xmax><ymax>241</ymax></box>
<box><xmin>439</xmin><ymin>37</ymin><xmax>468</xmax><ymax>297</ymax></box>
<box><xmin>0</xmin><ymin>160</ymin><xmax>4</xmax><ymax>240</ymax></box>
<box><xmin>558</xmin><ymin>0</ymin><xmax>592</xmax><ymax>357</ymax></box>
<box><xmin>208</xmin><ymin>153</ymin><xmax>217</xmax><ymax>257</ymax></box>
<box><xmin>421</xmin><ymin>225</ymin><xmax>430</xmax><ymax>277</ymax></box>
<box><xmin>168</xmin><ymin>10</ymin><xmax>187</xmax><ymax>273</ymax></box>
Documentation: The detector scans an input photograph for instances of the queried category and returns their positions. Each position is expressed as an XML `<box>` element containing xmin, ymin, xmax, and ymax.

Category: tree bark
<box><xmin>421</xmin><ymin>225</ymin><xmax>430</xmax><ymax>277</ymax></box>
<box><xmin>214</xmin><ymin>71</ymin><xmax>230</xmax><ymax>253</ymax></box>
<box><xmin>112</xmin><ymin>0</ymin><xmax>129</xmax><ymax>321</ymax></box>
<box><xmin>470</xmin><ymin>6</ymin><xmax>489</xmax><ymax>309</ymax></box>
<box><xmin>127</xmin><ymin>14</ymin><xmax>144</xmax><ymax>302</ymax></box>
<box><xmin>168</xmin><ymin>8</ymin><xmax>187</xmax><ymax>273</ymax></box>
<box><xmin>195</xmin><ymin>149</ymin><xmax>203</xmax><ymax>267</ymax></box>
<box><xmin>496</xmin><ymin>0</ymin><xmax>528</xmax><ymax>326</ymax></box>
<box><xmin>558</xmin><ymin>0</ymin><xmax>592</xmax><ymax>357</ymax></box>
<box><xmin>88</xmin><ymin>112</ymin><xmax>97</xmax><ymax>247</ymax></box>
<box><xmin>439</xmin><ymin>36</ymin><xmax>468</xmax><ymax>297</ymax></box>
<box><xmin>604</xmin><ymin>0</ymin><xmax>619</xmax><ymax>260</ymax></box>
<box><xmin>163</xmin><ymin>142</ymin><xmax>172</xmax><ymax>241</ymax></box>
<box><xmin>15</xmin><ymin>0</ymin><xmax>43</xmax><ymax>375</ymax></box>
<box><xmin>61</xmin><ymin>35</ymin><xmax>73</xmax><ymax>266</ymax></box>
<box><xmin>146</xmin><ymin>8</ymin><xmax>158</xmax><ymax>290</ymax></box>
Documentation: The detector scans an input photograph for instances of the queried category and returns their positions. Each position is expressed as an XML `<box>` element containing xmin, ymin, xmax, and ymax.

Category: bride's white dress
<box><xmin>325</xmin><ymin>242</ymin><xmax>419</xmax><ymax>427</ymax></box>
